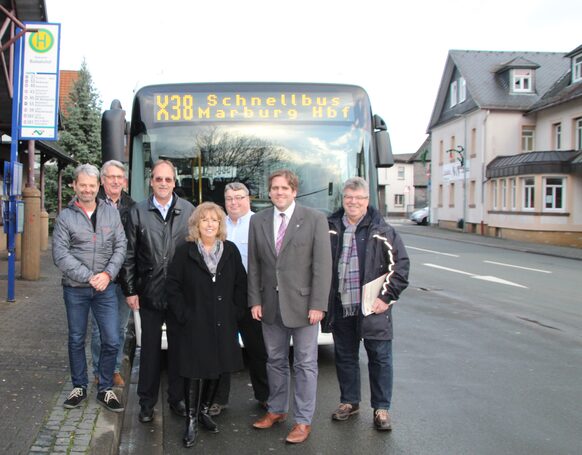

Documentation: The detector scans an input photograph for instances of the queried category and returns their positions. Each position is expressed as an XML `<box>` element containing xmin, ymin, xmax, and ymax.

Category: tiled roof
<box><xmin>451</xmin><ymin>50</ymin><xmax>568</xmax><ymax>110</ymax></box>
<box><xmin>59</xmin><ymin>70</ymin><xmax>79</xmax><ymax>114</ymax></box>
<box><xmin>528</xmin><ymin>70</ymin><xmax>582</xmax><ymax>112</ymax></box>
<box><xmin>428</xmin><ymin>49</ymin><xmax>570</xmax><ymax>130</ymax></box>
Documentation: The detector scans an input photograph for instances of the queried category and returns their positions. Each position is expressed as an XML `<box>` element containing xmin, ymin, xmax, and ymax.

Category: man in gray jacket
<box><xmin>52</xmin><ymin>164</ymin><xmax>127</xmax><ymax>412</ymax></box>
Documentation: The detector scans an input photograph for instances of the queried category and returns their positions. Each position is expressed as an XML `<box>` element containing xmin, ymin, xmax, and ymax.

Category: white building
<box><xmin>427</xmin><ymin>45</ymin><xmax>582</xmax><ymax>247</ymax></box>
<box><xmin>378</xmin><ymin>153</ymin><xmax>414</xmax><ymax>216</ymax></box>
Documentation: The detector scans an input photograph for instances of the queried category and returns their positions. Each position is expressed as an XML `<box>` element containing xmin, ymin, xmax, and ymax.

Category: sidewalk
<box><xmin>0</xmin><ymin>227</ymin><xmax>580</xmax><ymax>455</ymax></box>
<box><xmin>0</xmin><ymin>248</ymin><xmax>132</xmax><ymax>455</ymax></box>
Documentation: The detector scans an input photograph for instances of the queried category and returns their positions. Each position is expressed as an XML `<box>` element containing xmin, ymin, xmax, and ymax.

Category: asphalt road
<box><xmin>119</xmin><ymin>227</ymin><xmax>582</xmax><ymax>455</ymax></box>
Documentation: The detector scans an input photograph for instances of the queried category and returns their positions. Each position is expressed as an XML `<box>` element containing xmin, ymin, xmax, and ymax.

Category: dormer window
<box><xmin>512</xmin><ymin>69</ymin><xmax>533</xmax><ymax>93</ymax></box>
<box><xmin>573</xmin><ymin>54</ymin><xmax>582</xmax><ymax>83</ymax></box>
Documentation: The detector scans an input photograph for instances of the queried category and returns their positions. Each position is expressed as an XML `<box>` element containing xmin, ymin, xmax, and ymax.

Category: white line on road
<box><xmin>407</xmin><ymin>246</ymin><xmax>460</xmax><ymax>257</ymax></box>
<box><xmin>424</xmin><ymin>263</ymin><xmax>528</xmax><ymax>288</ymax></box>
<box><xmin>483</xmin><ymin>260</ymin><xmax>552</xmax><ymax>274</ymax></box>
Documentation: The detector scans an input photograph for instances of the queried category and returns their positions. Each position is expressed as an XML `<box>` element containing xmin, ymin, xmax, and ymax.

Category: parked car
<box><xmin>132</xmin><ymin>310</ymin><xmax>334</xmax><ymax>349</ymax></box>
<box><xmin>410</xmin><ymin>206</ymin><xmax>429</xmax><ymax>225</ymax></box>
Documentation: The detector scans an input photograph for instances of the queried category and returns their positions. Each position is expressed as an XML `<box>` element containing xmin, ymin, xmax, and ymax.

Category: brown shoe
<box><xmin>373</xmin><ymin>409</ymin><xmax>392</xmax><ymax>431</ymax></box>
<box><xmin>252</xmin><ymin>412</ymin><xmax>287</xmax><ymax>429</ymax></box>
<box><xmin>331</xmin><ymin>403</ymin><xmax>359</xmax><ymax>421</ymax></box>
<box><xmin>285</xmin><ymin>424</ymin><xmax>311</xmax><ymax>443</ymax></box>
<box><xmin>113</xmin><ymin>372</ymin><xmax>125</xmax><ymax>387</ymax></box>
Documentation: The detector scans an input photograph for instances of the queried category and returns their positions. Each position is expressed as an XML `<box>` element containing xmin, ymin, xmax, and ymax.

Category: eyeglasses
<box><xmin>153</xmin><ymin>176</ymin><xmax>174</xmax><ymax>183</ymax></box>
<box><xmin>225</xmin><ymin>195</ymin><xmax>247</xmax><ymax>202</ymax></box>
<box><xmin>343</xmin><ymin>195</ymin><xmax>368</xmax><ymax>201</ymax></box>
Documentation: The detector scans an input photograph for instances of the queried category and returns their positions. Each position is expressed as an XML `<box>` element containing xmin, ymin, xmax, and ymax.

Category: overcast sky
<box><xmin>45</xmin><ymin>0</ymin><xmax>582</xmax><ymax>154</ymax></box>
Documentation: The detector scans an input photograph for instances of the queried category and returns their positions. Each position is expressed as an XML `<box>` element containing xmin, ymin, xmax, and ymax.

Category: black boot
<box><xmin>199</xmin><ymin>379</ymin><xmax>219</xmax><ymax>433</ymax></box>
<box><xmin>183</xmin><ymin>379</ymin><xmax>203</xmax><ymax>448</ymax></box>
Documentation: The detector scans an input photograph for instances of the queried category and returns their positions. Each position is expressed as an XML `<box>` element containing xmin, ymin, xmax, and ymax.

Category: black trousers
<box><xmin>214</xmin><ymin>309</ymin><xmax>269</xmax><ymax>404</ymax></box>
<box><xmin>138</xmin><ymin>305</ymin><xmax>184</xmax><ymax>409</ymax></box>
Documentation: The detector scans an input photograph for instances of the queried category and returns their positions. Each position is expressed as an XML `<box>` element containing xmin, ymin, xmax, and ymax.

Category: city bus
<box><xmin>102</xmin><ymin>82</ymin><xmax>394</xmax><ymax>212</ymax></box>
<box><xmin>101</xmin><ymin>82</ymin><xmax>394</xmax><ymax>347</ymax></box>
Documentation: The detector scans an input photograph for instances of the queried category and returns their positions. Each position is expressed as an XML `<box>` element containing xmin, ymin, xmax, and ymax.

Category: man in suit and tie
<box><xmin>248</xmin><ymin>169</ymin><xmax>332</xmax><ymax>444</ymax></box>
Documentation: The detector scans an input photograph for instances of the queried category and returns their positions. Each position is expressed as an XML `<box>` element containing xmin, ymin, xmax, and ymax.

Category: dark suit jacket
<box><xmin>247</xmin><ymin>203</ymin><xmax>332</xmax><ymax>328</ymax></box>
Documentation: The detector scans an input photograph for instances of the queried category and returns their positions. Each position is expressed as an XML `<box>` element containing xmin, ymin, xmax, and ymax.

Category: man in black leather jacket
<box><xmin>122</xmin><ymin>160</ymin><xmax>195</xmax><ymax>423</ymax></box>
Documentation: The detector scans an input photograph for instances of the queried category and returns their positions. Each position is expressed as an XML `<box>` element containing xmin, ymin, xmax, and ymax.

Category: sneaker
<box><xmin>97</xmin><ymin>389</ymin><xmax>124</xmax><ymax>413</ymax></box>
<box><xmin>63</xmin><ymin>387</ymin><xmax>87</xmax><ymax>409</ymax></box>
<box><xmin>373</xmin><ymin>409</ymin><xmax>392</xmax><ymax>431</ymax></box>
<box><xmin>331</xmin><ymin>403</ymin><xmax>359</xmax><ymax>421</ymax></box>
<box><xmin>113</xmin><ymin>372</ymin><xmax>125</xmax><ymax>387</ymax></box>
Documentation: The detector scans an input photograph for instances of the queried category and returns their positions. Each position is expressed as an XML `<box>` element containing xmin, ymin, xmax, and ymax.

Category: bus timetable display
<box><xmin>153</xmin><ymin>92</ymin><xmax>356</xmax><ymax>123</ymax></box>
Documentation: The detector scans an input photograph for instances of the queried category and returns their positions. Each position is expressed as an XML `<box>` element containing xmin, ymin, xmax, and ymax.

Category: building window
<box><xmin>394</xmin><ymin>194</ymin><xmax>404</xmax><ymax>207</ymax></box>
<box><xmin>544</xmin><ymin>177</ymin><xmax>564</xmax><ymax>210</ymax></box>
<box><xmin>470</xmin><ymin>128</ymin><xmax>477</xmax><ymax>158</ymax></box>
<box><xmin>469</xmin><ymin>180</ymin><xmax>476</xmax><ymax>206</ymax></box>
<box><xmin>492</xmin><ymin>180</ymin><xmax>498</xmax><ymax>209</ymax></box>
<box><xmin>523</xmin><ymin>177</ymin><xmax>535</xmax><ymax>209</ymax></box>
<box><xmin>574</xmin><ymin>54</ymin><xmax>582</xmax><ymax>83</ymax></box>
<box><xmin>522</xmin><ymin>126</ymin><xmax>535</xmax><ymax>152</ymax></box>
<box><xmin>450</xmin><ymin>80</ymin><xmax>458</xmax><ymax>107</ymax></box>
<box><xmin>512</xmin><ymin>69</ymin><xmax>533</xmax><ymax>93</ymax></box>
<box><xmin>510</xmin><ymin>178</ymin><xmax>517</xmax><ymax>210</ymax></box>
<box><xmin>459</xmin><ymin>77</ymin><xmax>466</xmax><ymax>103</ymax></box>
<box><xmin>397</xmin><ymin>166</ymin><xmax>405</xmax><ymax>180</ymax></box>
<box><xmin>449</xmin><ymin>182</ymin><xmax>455</xmax><ymax>207</ymax></box>
<box><xmin>439</xmin><ymin>140</ymin><xmax>444</xmax><ymax>165</ymax></box>
<box><xmin>501</xmin><ymin>179</ymin><xmax>507</xmax><ymax>209</ymax></box>
<box><xmin>553</xmin><ymin>123</ymin><xmax>562</xmax><ymax>150</ymax></box>
<box><xmin>438</xmin><ymin>185</ymin><xmax>443</xmax><ymax>207</ymax></box>
<box><xmin>576</xmin><ymin>118</ymin><xmax>582</xmax><ymax>150</ymax></box>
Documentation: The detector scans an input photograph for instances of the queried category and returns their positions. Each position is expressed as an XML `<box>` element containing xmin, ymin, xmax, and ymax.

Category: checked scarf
<box><xmin>338</xmin><ymin>215</ymin><xmax>362</xmax><ymax>317</ymax></box>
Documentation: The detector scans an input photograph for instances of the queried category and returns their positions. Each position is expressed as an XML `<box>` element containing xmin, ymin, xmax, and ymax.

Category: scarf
<box><xmin>197</xmin><ymin>239</ymin><xmax>224</xmax><ymax>276</ymax></box>
<box><xmin>338</xmin><ymin>215</ymin><xmax>361</xmax><ymax>317</ymax></box>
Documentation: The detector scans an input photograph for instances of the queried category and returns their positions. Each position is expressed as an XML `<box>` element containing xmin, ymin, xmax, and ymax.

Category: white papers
<box><xmin>361</xmin><ymin>273</ymin><xmax>395</xmax><ymax>316</ymax></box>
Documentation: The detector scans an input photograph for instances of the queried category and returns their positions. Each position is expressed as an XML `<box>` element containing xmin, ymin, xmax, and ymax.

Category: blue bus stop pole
<box><xmin>7</xmin><ymin>31</ymin><xmax>23</xmax><ymax>302</ymax></box>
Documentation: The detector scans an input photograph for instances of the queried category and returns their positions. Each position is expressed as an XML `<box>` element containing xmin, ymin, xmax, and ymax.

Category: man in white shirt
<box><xmin>209</xmin><ymin>183</ymin><xmax>269</xmax><ymax>416</ymax></box>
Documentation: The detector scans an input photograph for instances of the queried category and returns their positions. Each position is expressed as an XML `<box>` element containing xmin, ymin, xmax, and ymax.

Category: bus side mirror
<box><xmin>101</xmin><ymin>100</ymin><xmax>127</xmax><ymax>164</ymax></box>
<box><xmin>373</xmin><ymin>114</ymin><xmax>394</xmax><ymax>168</ymax></box>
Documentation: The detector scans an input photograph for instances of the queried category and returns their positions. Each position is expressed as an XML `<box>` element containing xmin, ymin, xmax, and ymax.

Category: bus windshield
<box><xmin>128</xmin><ymin>83</ymin><xmax>379</xmax><ymax>213</ymax></box>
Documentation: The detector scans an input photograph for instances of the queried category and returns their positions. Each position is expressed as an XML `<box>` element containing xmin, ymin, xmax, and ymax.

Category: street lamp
<box><xmin>446</xmin><ymin>145</ymin><xmax>466</xmax><ymax>232</ymax></box>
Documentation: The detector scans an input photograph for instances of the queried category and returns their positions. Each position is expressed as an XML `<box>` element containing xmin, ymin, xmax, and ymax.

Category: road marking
<box><xmin>408</xmin><ymin>246</ymin><xmax>459</xmax><ymax>257</ymax></box>
<box><xmin>424</xmin><ymin>263</ymin><xmax>528</xmax><ymax>288</ymax></box>
<box><xmin>483</xmin><ymin>260</ymin><xmax>552</xmax><ymax>274</ymax></box>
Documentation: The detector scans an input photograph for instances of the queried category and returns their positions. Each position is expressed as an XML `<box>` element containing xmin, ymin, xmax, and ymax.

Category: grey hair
<box><xmin>74</xmin><ymin>163</ymin><xmax>100</xmax><ymax>182</ymax></box>
<box><xmin>343</xmin><ymin>177</ymin><xmax>369</xmax><ymax>195</ymax></box>
<box><xmin>224</xmin><ymin>182</ymin><xmax>249</xmax><ymax>196</ymax></box>
<box><xmin>100</xmin><ymin>160</ymin><xmax>127</xmax><ymax>179</ymax></box>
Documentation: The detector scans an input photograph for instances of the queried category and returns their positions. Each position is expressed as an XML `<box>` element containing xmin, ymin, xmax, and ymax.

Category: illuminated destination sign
<box><xmin>153</xmin><ymin>92</ymin><xmax>355</xmax><ymax>123</ymax></box>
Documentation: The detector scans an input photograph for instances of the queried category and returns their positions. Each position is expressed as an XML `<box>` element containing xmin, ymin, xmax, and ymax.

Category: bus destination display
<box><xmin>153</xmin><ymin>92</ymin><xmax>355</xmax><ymax>123</ymax></box>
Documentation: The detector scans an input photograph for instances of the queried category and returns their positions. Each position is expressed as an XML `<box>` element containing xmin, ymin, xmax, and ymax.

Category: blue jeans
<box><xmin>332</xmin><ymin>315</ymin><xmax>393</xmax><ymax>410</ymax></box>
<box><xmin>91</xmin><ymin>283</ymin><xmax>130</xmax><ymax>375</ymax></box>
<box><xmin>63</xmin><ymin>284</ymin><xmax>119</xmax><ymax>392</ymax></box>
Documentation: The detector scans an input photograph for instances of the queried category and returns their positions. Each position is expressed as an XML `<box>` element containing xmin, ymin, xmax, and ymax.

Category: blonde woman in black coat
<box><xmin>167</xmin><ymin>202</ymin><xmax>247</xmax><ymax>448</ymax></box>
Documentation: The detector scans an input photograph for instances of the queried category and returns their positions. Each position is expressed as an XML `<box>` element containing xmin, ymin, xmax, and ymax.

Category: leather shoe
<box><xmin>252</xmin><ymin>412</ymin><xmax>287</xmax><ymax>429</ymax></box>
<box><xmin>138</xmin><ymin>406</ymin><xmax>154</xmax><ymax>423</ymax></box>
<box><xmin>169</xmin><ymin>400</ymin><xmax>187</xmax><ymax>417</ymax></box>
<box><xmin>285</xmin><ymin>423</ymin><xmax>311</xmax><ymax>443</ymax></box>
